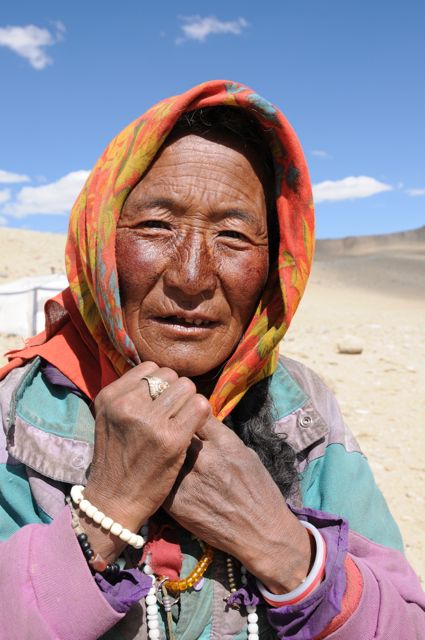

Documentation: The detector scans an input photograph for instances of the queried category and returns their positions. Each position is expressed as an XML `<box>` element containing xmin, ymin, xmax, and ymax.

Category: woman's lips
<box><xmin>158</xmin><ymin>315</ymin><xmax>212</xmax><ymax>327</ymax></box>
<box><xmin>151</xmin><ymin>315</ymin><xmax>219</xmax><ymax>334</ymax></box>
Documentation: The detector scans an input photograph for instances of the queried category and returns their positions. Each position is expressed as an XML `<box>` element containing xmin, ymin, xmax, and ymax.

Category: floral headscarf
<box><xmin>65</xmin><ymin>80</ymin><xmax>314</xmax><ymax>419</ymax></box>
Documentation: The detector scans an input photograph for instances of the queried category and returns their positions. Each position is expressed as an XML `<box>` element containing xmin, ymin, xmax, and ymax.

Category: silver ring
<box><xmin>141</xmin><ymin>375</ymin><xmax>170</xmax><ymax>400</ymax></box>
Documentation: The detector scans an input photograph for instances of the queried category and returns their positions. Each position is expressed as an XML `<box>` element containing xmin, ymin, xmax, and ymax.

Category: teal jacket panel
<box><xmin>300</xmin><ymin>443</ymin><xmax>403</xmax><ymax>552</ymax></box>
<box><xmin>0</xmin><ymin>462</ymin><xmax>51</xmax><ymax>540</ymax></box>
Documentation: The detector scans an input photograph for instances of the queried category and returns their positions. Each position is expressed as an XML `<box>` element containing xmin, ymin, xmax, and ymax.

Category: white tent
<box><xmin>0</xmin><ymin>274</ymin><xmax>68</xmax><ymax>337</ymax></box>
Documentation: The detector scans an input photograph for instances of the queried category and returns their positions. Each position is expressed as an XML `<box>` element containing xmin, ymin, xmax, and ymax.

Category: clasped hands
<box><xmin>83</xmin><ymin>362</ymin><xmax>312</xmax><ymax>594</ymax></box>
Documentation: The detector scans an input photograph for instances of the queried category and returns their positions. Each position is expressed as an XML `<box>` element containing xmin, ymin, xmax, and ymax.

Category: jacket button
<box><xmin>72</xmin><ymin>455</ymin><xmax>84</xmax><ymax>468</ymax></box>
<box><xmin>299</xmin><ymin>414</ymin><xmax>313</xmax><ymax>428</ymax></box>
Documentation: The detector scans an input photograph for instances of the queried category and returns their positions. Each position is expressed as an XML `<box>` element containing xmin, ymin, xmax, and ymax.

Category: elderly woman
<box><xmin>0</xmin><ymin>80</ymin><xmax>424</xmax><ymax>640</ymax></box>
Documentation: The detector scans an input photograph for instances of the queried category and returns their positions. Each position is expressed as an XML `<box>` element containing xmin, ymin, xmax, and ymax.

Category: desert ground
<box><xmin>0</xmin><ymin>225</ymin><xmax>424</xmax><ymax>583</ymax></box>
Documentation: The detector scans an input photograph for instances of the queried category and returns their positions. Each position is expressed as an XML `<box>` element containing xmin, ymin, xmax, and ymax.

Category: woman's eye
<box><xmin>137</xmin><ymin>220</ymin><xmax>170</xmax><ymax>230</ymax></box>
<box><xmin>219</xmin><ymin>230</ymin><xmax>248</xmax><ymax>241</ymax></box>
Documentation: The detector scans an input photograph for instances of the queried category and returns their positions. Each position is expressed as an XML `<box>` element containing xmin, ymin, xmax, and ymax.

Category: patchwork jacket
<box><xmin>0</xmin><ymin>355</ymin><xmax>424</xmax><ymax>639</ymax></box>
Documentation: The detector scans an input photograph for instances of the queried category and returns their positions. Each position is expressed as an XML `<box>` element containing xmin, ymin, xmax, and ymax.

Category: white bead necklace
<box><xmin>143</xmin><ymin>551</ymin><xmax>176</xmax><ymax>640</ymax></box>
<box><xmin>146</xmin><ymin>581</ymin><xmax>161</xmax><ymax>640</ymax></box>
<box><xmin>139</xmin><ymin>524</ymin><xmax>164</xmax><ymax>640</ymax></box>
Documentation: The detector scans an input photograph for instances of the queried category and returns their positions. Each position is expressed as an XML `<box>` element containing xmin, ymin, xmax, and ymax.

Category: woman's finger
<box><xmin>172</xmin><ymin>393</ymin><xmax>212</xmax><ymax>434</ymax></box>
<box><xmin>154</xmin><ymin>376</ymin><xmax>198</xmax><ymax>417</ymax></box>
<box><xmin>194</xmin><ymin>416</ymin><xmax>219</xmax><ymax>441</ymax></box>
<box><xmin>99</xmin><ymin>362</ymin><xmax>178</xmax><ymax>402</ymax></box>
<box><xmin>99</xmin><ymin>361</ymin><xmax>160</xmax><ymax>398</ymax></box>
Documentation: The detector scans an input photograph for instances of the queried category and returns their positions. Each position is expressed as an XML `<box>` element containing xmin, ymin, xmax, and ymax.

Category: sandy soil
<box><xmin>0</xmin><ymin>226</ymin><xmax>424</xmax><ymax>582</ymax></box>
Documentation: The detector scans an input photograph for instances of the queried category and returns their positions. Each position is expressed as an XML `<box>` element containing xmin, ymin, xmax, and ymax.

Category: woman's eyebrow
<box><xmin>131</xmin><ymin>196</ymin><xmax>177</xmax><ymax>211</ymax></box>
<box><xmin>129</xmin><ymin>197</ymin><xmax>259</xmax><ymax>226</ymax></box>
<box><xmin>219</xmin><ymin>209</ymin><xmax>260</xmax><ymax>227</ymax></box>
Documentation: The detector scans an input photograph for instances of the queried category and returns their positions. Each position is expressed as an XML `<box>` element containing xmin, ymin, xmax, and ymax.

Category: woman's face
<box><xmin>116</xmin><ymin>131</ymin><xmax>270</xmax><ymax>382</ymax></box>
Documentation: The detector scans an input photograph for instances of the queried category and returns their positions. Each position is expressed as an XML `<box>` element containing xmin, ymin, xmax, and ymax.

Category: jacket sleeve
<box><xmin>0</xmin><ymin>505</ymin><xmax>123</xmax><ymax>640</ymax></box>
<box><xmin>319</xmin><ymin>529</ymin><xmax>425</xmax><ymax>639</ymax></box>
<box><xmin>265</xmin><ymin>509</ymin><xmax>425</xmax><ymax>639</ymax></box>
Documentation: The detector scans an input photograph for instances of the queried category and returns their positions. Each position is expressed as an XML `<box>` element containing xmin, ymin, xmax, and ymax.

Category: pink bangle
<box><xmin>256</xmin><ymin>521</ymin><xmax>327</xmax><ymax>607</ymax></box>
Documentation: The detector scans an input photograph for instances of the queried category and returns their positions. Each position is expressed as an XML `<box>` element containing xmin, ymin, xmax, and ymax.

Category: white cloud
<box><xmin>0</xmin><ymin>216</ymin><xmax>7</xmax><ymax>226</ymax></box>
<box><xmin>311</xmin><ymin>150</ymin><xmax>331</xmax><ymax>159</ymax></box>
<box><xmin>2</xmin><ymin>170</ymin><xmax>89</xmax><ymax>217</ymax></box>
<box><xmin>406</xmin><ymin>188</ymin><xmax>425</xmax><ymax>197</ymax></box>
<box><xmin>0</xmin><ymin>189</ymin><xmax>11</xmax><ymax>204</ymax></box>
<box><xmin>313</xmin><ymin>176</ymin><xmax>393</xmax><ymax>203</ymax></box>
<box><xmin>177</xmin><ymin>15</ymin><xmax>248</xmax><ymax>44</ymax></box>
<box><xmin>0</xmin><ymin>169</ymin><xmax>30</xmax><ymax>184</ymax></box>
<box><xmin>0</xmin><ymin>23</ymin><xmax>65</xmax><ymax>70</ymax></box>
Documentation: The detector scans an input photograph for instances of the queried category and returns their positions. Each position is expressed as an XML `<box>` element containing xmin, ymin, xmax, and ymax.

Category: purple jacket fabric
<box><xmin>0</xmin><ymin>507</ymin><xmax>123</xmax><ymax>639</ymax></box>
<box><xmin>1</xmin><ymin>505</ymin><xmax>425</xmax><ymax>639</ymax></box>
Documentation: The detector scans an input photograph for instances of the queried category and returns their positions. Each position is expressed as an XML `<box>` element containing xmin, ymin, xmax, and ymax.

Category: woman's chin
<box><xmin>130</xmin><ymin>322</ymin><xmax>239</xmax><ymax>386</ymax></box>
<box><xmin>137</xmin><ymin>353</ymin><xmax>219</xmax><ymax>381</ymax></box>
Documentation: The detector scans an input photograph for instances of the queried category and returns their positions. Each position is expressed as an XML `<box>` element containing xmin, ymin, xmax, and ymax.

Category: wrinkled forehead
<box><xmin>120</xmin><ymin>132</ymin><xmax>269</xmax><ymax>235</ymax></box>
<box><xmin>135</xmin><ymin>129</ymin><xmax>272</xmax><ymax>200</ymax></box>
<box><xmin>166</xmin><ymin>106</ymin><xmax>276</xmax><ymax>199</ymax></box>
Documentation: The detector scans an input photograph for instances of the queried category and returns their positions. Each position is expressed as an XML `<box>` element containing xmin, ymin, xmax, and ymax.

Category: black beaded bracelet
<box><xmin>66</xmin><ymin>495</ymin><xmax>123</xmax><ymax>577</ymax></box>
<box><xmin>76</xmin><ymin>532</ymin><xmax>121</xmax><ymax>576</ymax></box>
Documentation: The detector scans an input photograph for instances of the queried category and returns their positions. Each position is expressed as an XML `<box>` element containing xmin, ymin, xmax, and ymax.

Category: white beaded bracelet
<box><xmin>256</xmin><ymin>520</ymin><xmax>326</xmax><ymax>605</ymax></box>
<box><xmin>70</xmin><ymin>485</ymin><xmax>145</xmax><ymax>550</ymax></box>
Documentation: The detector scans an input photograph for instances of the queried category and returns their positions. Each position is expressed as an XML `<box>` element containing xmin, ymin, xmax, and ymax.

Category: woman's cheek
<box><xmin>116</xmin><ymin>233</ymin><xmax>167</xmax><ymax>300</ymax></box>
<box><xmin>220</xmin><ymin>247</ymin><xmax>269</xmax><ymax>317</ymax></box>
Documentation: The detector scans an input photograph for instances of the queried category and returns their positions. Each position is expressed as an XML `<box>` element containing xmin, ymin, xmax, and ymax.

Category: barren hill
<box><xmin>315</xmin><ymin>224</ymin><xmax>425</xmax><ymax>257</ymax></box>
<box><xmin>313</xmin><ymin>225</ymin><xmax>425</xmax><ymax>299</ymax></box>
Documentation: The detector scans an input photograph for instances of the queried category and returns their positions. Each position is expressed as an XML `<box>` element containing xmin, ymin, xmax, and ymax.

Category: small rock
<box><xmin>337</xmin><ymin>336</ymin><xmax>364</xmax><ymax>355</ymax></box>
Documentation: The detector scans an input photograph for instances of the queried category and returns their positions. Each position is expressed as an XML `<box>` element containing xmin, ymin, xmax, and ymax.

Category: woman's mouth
<box><xmin>155</xmin><ymin>315</ymin><xmax>216</xmax><ymax>328</ymax></box>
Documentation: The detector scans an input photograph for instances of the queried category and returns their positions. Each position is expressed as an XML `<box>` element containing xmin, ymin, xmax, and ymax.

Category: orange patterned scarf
<box><xmin>2</xmin><ymin>80</ymin><xmax>314</xmax><ymax>420</ymax></box>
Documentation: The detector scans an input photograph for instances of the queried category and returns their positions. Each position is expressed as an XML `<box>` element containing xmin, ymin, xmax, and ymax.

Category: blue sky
<box><xmin>0</xmin><ymin>0</ymin><xmax>424</xmax><ymax>238</ymax></box>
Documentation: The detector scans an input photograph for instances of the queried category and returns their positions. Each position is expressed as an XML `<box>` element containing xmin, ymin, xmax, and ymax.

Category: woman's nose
<box><xmin>163</xmin><ymin>233</ymin><xmax>217</xmax><ymax>300</ymax></box>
